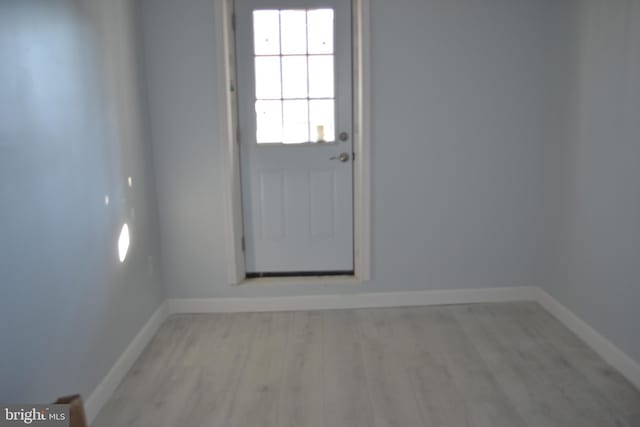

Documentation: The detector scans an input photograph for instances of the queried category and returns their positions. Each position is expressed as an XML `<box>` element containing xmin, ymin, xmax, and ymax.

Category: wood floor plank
<box><xmin>403</xmin><ymin>307</ymin><xmax>474</xmax><ymax>427</ymax></box>
<box><xmin>225</xmin><ymin>312</ymin><xmax>289</xmax><ymax>427</ymax></box>
<box><xmin>278</xmin><ymin>311</ymin><xmax>324</xmax><ymax>427</ymax></box>
<box><xmin>322</xmin><ymin>310</ymin><xmax>375</xmax><ymax>427</ymax></box>
<box><xmin>193</xmin><ymin>312</ymin><xmax>262</xmax><ymax>427</ymax></box>
<box><xmin>355</xmin><ymin>308</ymin><xmax>426</xmax><ymax>427</ymax></box>
<box><xmin>407</xmin><ymin>306</ymin><xmax>527</xmax><ymax>427</ymax></box>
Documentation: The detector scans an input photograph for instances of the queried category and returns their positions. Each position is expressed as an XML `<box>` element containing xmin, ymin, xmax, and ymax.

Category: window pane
<box><xmin>308</xmin><ymin>56</ymin><xmax>334</xmax><ymax>98</ymax></box>
<box><xmin>309</xmin><ymin>100</ymin><xmax>334</xmax><ymax>142</ymax></box>
<box><xmin>281</xmin><ymin>56</ymin><xmax>308</xmax><ymax>99</ymax></box>
<box><xmin>280</xmin><ymin>10</ymin><xmax>307</xmax><ymax>54</ymax></box>
<box><xmin>283</xmin><ymin>100</ymin><xmax>309</xmax><ymax>143</ymax></box>
<box><xmin>307</xmin><ymin>9</ymin><xmax>333</xmax><ymax>54</ymax></box>
<box><xmin>253</xmin><ymin>10</ymin><xmax>280</xmax><ymax>55</ymax></box>
<box><xmin>256</xmin><ymin>100</ymin><xmax>282</xmax><ymax>143</ymax></box>
<box><xmin>255</xmin><ymin>57</ymin><xmax>282</xmax><ymax>99</ymax></box>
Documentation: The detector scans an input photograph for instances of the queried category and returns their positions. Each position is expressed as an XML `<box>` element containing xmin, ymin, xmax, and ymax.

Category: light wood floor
<box><xmin>93</xmin><ymin>302</ymin><xmax>640</xmax><ymax>427</ymax></box>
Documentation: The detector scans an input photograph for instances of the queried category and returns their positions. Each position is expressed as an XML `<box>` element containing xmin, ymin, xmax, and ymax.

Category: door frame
<box><xmin>214</xmin><ymin>0</ymin><xmax>371</xmax><ymax>285</ymax></box>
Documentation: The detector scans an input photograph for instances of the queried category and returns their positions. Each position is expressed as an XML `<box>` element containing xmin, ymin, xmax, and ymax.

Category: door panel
<box><xmin>243</xmin><ymin>147</ymin><xmax>353</xmax><ymax>272</ymax></box>
<box><xmin>259</xmin><ymin>172</ymin><xmax>286</xmax><ymax>240</ymax></box>
<box><xmin>236</xmin><ymin>0</ymin><xmax>353</xmax><ymax>274</ymax></box>
<box><xmin>309</xmin><ymin>169</ymin><xmax>335</xmax><ymax>238</ymax></box>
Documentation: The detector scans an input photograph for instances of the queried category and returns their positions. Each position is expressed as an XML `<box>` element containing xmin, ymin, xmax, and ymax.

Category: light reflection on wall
<box><xmin>118</xmin><ymin>223</ymin><xmax>130</xmax><ymax>263</ymax></box>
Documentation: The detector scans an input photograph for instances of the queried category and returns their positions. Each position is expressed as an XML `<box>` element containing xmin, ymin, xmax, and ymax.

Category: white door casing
<box><xmin>235</xmin><ymin>0</ymin><xmax>354</xmax><ymax>274</ymax></box>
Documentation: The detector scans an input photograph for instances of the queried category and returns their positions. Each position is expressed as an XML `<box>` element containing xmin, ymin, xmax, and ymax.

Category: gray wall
<box><xmin>545</xmin><ymin>0</ymin><xmax>640</xmax><ymax>364</ymax></box>
<box><xmin>140</xmin><ymin>0</ymin><xmax>569</xmax><ymax>298</ymax></box>
<box><xmin>0</xmin><ymin>0</ymin><xmax>164</xmax><ymax>402</ymax></box>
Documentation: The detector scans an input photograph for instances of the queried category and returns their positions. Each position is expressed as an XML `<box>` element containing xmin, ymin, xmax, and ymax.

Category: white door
<box><xmin>235</xmin><ymin>0</ymin><xmax>353</xmax><ymax>275</ymax></box>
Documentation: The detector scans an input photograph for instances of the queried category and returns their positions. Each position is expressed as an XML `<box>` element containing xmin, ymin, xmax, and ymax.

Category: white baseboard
<box><xmin>536</xmin><ymin>288</ymin><xmax>640</xmax><ymax>390</ymax></box>
<box><xmin>167</xmin><ymin>286</ymin><xmax>537</xmax><ymax>314</ymax></box>
<box><xmin>84</xmin><ymin>301</ymin><xmax>169</xmax><ymax>424</ymax></box>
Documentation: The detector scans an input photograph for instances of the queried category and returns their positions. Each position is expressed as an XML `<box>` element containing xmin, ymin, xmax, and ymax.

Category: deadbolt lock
<box><xmin>339</xmin><ymin>132</ymin><xmax>349</xmax><ymax>141</ymax></box>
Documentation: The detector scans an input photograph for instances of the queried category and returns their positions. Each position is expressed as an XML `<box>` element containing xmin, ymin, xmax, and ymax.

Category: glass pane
<box><xmin>253</xmin><ymin>10</ymin><xmax>280</xmax><ymax>55</ymax></box>
<box><xmin>307</xmin><ymin>9</ymin><xmax>333</xmax><ymax>54</ymax></box>
<box><xmin>281</xmin><ymin>56</ymin><xmax>308</xmax><ymax>99</ymax></box>
<box><xmin>308</xmin><ymin>56</ymin><xmax>334</xmax><ymax>98</ymax></box>
<box><xmin>283</xmin><ymin>100</ymin><xmax>309</xmax><ymax>143</ymax></box>
<box><xmin>309</xmin><ymin>100</ymin><xmax>334</xmax><ymax>142</ymax></box>
<box><xmin>280</xmin><ymin>10</ymin><xmax>307</xmax><ymax>54</ymax></box>
<box><xmin>255</xmin><ymin>57</ymin><xmax>282</xmax><ymax>99</ymax></box>
<box><xmin>256</xmin><ymin>100</ymin><xmax>283</xmax><ymax>143</ymax></box>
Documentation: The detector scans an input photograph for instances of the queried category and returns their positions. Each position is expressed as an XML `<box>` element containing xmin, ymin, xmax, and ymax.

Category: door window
<box><xmin>252</xmin><ymin>9</ymin><xmax>336</xmax><ymax>144</ymax></box>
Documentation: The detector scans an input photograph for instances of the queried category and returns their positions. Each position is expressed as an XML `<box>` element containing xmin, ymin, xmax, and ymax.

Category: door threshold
<box><xmin>246</xmin><ymin>270</ymin><xmax>354</xmax><ymax>279</ymax></box>
<box><xmin>240</xmin><ymin>273</ymin><xmax>362</xmax><ymax>287</ymax></box>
